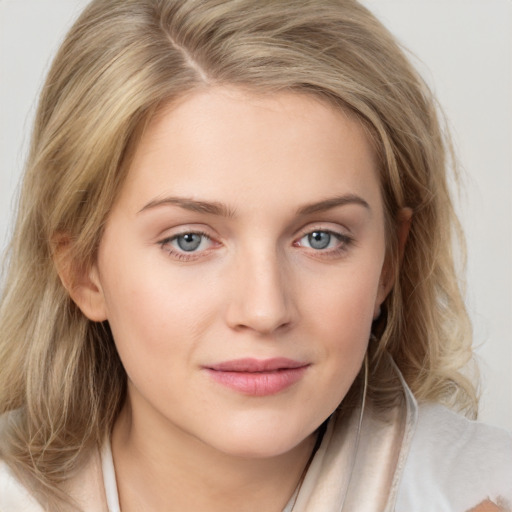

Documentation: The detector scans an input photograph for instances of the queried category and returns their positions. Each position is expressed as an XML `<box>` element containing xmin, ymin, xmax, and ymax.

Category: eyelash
<box><xmin>158</xmin><ymin>228</ymin><xmax>354</xmax><ymax>262</ymax></box>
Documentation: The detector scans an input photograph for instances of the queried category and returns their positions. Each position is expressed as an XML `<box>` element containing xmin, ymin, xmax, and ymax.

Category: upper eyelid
<box><xmin>297</xmin><ymin>217</ymin><xmax>352</xmax><ymax>230</ymax></box>
<box><xmin>157</xmin><ymin>226</ymin><xmax>215</xmax><ymax>241</ymax></box>
<box><xmin>300</xmin><ymin>226</ymin><xmax>345</xmax><ymax>235</ymax></box>
<box><xmin>295</xmin><ymin>224</ymin><xmax>352</xmax><ymax>239</ymax></box>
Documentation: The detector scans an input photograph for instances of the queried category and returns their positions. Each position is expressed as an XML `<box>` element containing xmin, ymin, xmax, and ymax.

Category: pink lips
<box><xmin>204</xmin><ymin>358</ymin><xmax>309</xmax><ymax>396</ymax></box>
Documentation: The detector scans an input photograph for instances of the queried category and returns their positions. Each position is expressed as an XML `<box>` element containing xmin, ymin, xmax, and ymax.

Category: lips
<box><xmin>204</xmin><ymin>358</ymin><xmax>309</xmax><ymax>396</ymax></box>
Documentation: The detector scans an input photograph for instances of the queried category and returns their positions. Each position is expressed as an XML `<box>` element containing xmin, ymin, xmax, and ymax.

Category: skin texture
<box><xmin>69</xmin><ymin>88</ymin><xmax>400</xmax><ymax>511</ymax></box>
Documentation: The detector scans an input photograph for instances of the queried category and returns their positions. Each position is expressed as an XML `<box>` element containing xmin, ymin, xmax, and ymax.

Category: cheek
<box><xmin>303</xmin><ymin>265</ymin><xmax>382</xmax><ymax>333</ymax></box>
<box><xmin>98</xmin><ymin>249</ymin><xmax>222</xmax><ymax>366</ymax></box>
<box><xmin>298</xmin><ymin>260</ymin><xmax>382</xmax><ymax>391</ymax></box>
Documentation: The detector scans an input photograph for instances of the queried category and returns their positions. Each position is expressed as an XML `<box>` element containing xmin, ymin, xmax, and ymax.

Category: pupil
<box><xmin>309</xmin><ymin>231</ymin><xmax>330</xmax><ymax>250</ymax></box>
<box><xmin>177</xmin><ymin>233</ymin><xmax>201</xmax><ymax>251</ymax></box>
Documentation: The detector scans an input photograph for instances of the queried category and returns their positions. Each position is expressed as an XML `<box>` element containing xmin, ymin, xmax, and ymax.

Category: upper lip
<box><xmin>206</xmin><ymin>358</ymin><xmax>309</xmax><ymax>373</ymax></box>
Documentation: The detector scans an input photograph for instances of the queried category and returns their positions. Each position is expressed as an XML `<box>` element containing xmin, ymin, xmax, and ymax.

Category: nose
<box><xmin>225</xmin><ymin>247</ymin><xmax>297</xmax><ymax>335</ymax></box>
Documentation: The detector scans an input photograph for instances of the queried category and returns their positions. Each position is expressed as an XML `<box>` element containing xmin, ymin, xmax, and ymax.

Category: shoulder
<box><xmin>0</xmin><ymin>459</ymin><xmax>43</xmax><ymax>511</ymax></box>
<box><xmin>396</xmin><ymin>402</ymin><xmax>512</xmax><ymax>512</ymax></box>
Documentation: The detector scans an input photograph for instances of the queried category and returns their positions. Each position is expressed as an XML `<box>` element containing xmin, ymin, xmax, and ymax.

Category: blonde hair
<box><xmin>0</xmin><ymin>0</ymin><xmax>476</xmax><ymax>509</ymax></box>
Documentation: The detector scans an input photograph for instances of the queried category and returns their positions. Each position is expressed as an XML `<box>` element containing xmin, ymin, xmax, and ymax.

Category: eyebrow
<box><xmin>138</xmin><ymin>196</ymin><xmax>236</xmax><ymax>217</ymax></box>
<box><xmin>138</xmin><ymin>193</ymin><xmax>370</xmax><ymax>217</ymax></box>
<box><xmin>296</xmin><ymin>194</ymin><xmax>370</xmax><ymax>215</ymax></box>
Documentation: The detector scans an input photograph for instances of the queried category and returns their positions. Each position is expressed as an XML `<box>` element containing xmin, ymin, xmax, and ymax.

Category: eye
<box><xmin>299</xmin><ymin>230</ymin><xmax>342</xmax><ymax>250</ymax></box>
<box><xmin>160</xmin><ymin>231</ymin><xmax>214</xmax><ymax>257</ymax></box>
<box><xmin>305</xmin><ymin>231</ymin><xmax>333</xmax><ymax>250</ymax></box>
<box><xmin>174</xmin><ymin>233</ymin><xmax>207</xmax><ymax>252</ymax></box>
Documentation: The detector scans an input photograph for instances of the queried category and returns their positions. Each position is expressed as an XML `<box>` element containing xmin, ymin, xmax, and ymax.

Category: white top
<box><xmin>397</xmin><ymin>403</ymin><xmax>512</xmax><ymax>511</ymax></box>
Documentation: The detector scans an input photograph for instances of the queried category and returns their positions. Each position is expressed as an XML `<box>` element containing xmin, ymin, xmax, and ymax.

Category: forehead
<box><xmin>118</xmin><ymin>87</ymin><xmax>382</xmax><ymax>216</ymax></box>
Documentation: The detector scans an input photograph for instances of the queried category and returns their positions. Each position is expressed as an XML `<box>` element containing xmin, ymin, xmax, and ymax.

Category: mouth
<box><xmin>204</xmin><ymin>358</ymin><xmax>310</xmax><ymax>396</ymax></box>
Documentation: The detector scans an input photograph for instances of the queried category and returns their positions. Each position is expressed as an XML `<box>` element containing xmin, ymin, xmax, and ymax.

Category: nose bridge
<box><xmin>226</xmin><ymin>241</ymin><xmax>295</xmax><ymax>334</ymax></box>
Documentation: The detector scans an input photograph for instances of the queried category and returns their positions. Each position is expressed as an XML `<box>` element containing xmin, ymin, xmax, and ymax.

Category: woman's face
<box><xmin>90</xmin><ymin>88</ymin><xmax>389</xmax><ymax>458</ymax></box>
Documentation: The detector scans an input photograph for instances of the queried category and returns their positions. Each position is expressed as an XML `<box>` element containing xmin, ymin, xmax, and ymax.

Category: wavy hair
<box><xmin>0</xmin><ymin>0</ymin><xmax>476</xmax><ymax>509</ymax></box>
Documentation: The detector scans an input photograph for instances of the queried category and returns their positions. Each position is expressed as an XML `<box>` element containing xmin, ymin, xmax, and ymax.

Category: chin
<box><xmin>201</xmin><ymin>419</ymin><xmax>318</xmax><ymax>460</ymax></box>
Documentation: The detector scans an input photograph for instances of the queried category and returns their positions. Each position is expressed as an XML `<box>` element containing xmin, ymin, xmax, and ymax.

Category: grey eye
<box><xmin>176</xmin><ymin>233</ymin><xmax>203</xmax><ymax>252</ymax></box>
<box><xmin>308</xmin><ymin>231</ymin><xmax>331</xmax><ymax>250</ymax></box>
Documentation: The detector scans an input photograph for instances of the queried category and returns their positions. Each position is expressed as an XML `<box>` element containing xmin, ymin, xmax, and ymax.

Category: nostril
<box><xmin>231</xmin><ymin>313</ymin><xmax>293</xmax><ymax>335</ymax></box>
<box><xmin>225</xmin><ymin>291</ymin><xmax>296</xmax><ymax>334</ymax></box>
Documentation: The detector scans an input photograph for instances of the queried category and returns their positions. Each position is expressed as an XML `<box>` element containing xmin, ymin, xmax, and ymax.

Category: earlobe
<box><xmin>53</xmin><ymin>235</ymin><xmax>108</xmax><ymax>322</ymax></box>
<box><xmin>73</xmin><ymin>264</ymin><xmax>109</xmax><ymax>322</ymax></box>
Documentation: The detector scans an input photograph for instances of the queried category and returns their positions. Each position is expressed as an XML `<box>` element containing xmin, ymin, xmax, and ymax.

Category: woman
<box><xmin>0</xmin><ymin>0</ymin><xmax>510</xmax><ymax>510</ymax></box>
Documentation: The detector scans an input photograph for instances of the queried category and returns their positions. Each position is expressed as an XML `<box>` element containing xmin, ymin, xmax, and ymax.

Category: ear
<box><xmin>374</xmin><ymin>207</ymin><xmax>413</xmax><ymax>318</ymax></box>
<box><xmin>53</xmin><ymin>235</ymin><xmax>108</xmax><ymax>322</ymax></box>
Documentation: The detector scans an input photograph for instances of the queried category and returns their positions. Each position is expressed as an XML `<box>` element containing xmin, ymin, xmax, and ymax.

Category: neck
<box><xmin>111</xmin><ymin>394</ymin><xmax>317</xmax><ymax>512</ymax></box>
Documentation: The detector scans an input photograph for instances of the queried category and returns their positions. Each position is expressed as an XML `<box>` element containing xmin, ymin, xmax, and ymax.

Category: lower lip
<box><xmin>205</xmin><ymin>366</ymin><xmax>308</xmax><ymax>396</ymax></box>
